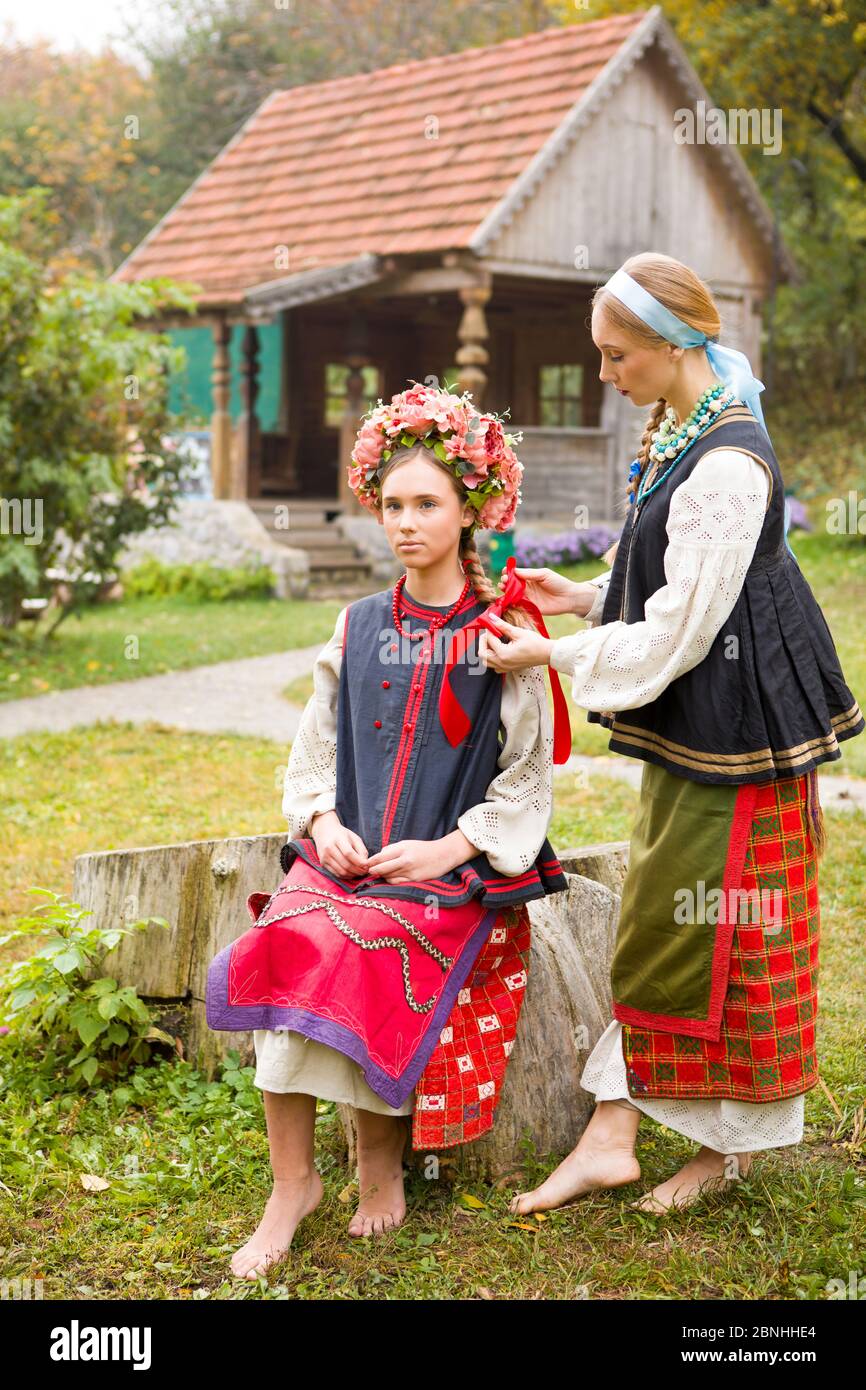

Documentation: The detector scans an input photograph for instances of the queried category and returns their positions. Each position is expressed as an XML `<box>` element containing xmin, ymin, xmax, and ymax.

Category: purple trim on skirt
<box><xmin>205</xmin><ymin>906</ymin><xmax>499</xmax><ymax>1109</ymax></box>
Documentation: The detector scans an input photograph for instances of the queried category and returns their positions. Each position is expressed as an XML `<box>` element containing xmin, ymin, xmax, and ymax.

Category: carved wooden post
<box><xmin>277</xmin><ymin>309</ymin><xmax>299</xmax><ymax>492</ymax></box>
<box><xmin>210</xmin><ymin>317</ymin><xmax>232</xmax><ymax>499</ymax></box>
<box><xmin>231</xmin><ymin>325</ymin><xmax>262</xmax><ymax>499</ymax></box>
<box><xmin>339</xmin><ymin>362</ymin><xmax>366</xmax><ymax>514</ymax></box>
<box><xmin>455</xmin><ymin>285</ymin><xmax>491</xmax><ymax>406</ymax></box>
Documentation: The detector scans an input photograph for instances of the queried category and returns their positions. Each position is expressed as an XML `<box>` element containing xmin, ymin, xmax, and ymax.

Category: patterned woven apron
<box><xmin>616</xmin><ymin>766</ymin><xmax>820</xmax><ymax>1102</ymax></box>
<box><xmin>206</xmin><ymin>848</ymin><xmax>531</xmax><ymax>1148</ymax></box>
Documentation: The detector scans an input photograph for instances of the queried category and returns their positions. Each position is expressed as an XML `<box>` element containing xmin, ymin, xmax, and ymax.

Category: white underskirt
<box><xmin>253</xmin><ymin>1028</ymin><xmax>415</xmax><ymax>1116</ymax></box>
<box><xmin>581</xmin><ymin>1019</ymin><xmax>804</xmax><ymax>1153</ymax></box>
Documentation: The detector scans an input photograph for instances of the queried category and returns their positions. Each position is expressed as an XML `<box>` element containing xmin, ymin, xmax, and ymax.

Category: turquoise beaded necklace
<box><xmin>629</xmin><ymin>383</ymin><xmax>736</xmax><ymax>508</ymax></box>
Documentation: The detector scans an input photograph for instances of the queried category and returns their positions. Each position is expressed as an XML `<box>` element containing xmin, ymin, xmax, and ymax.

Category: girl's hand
<box><xmin>365</xmin><ymin>839</ymin><xmax>459</xmax><ymax>884</ymax></box>
<box><xmin>508</xmin><ymin>567</ymin><xmax>588</xmax><ymax>617</ymax></box>
<box><xmin>481</xmin><ymin>617</ymin><xmax>553</xmax><ymax>674</ymax></box>
<box><xmin>310</xmin><ymin>811</ymin><xmax>369</xmax><ymax>878</ymax></box>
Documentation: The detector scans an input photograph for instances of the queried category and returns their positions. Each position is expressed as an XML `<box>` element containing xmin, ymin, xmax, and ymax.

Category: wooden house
<box><xmin>112</xmin><ymin>4</ymin><xmax>795</xmax><ymax>561</ymax></box>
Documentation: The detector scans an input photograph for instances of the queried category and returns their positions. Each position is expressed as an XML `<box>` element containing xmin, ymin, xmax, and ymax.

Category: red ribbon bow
<box><xmin>438</xmin><ymin>556</ymin><xmax>572</xmax><ymax>764</ymax></box>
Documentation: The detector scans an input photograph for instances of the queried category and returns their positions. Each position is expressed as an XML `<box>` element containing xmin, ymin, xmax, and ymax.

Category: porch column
<box><xmin>231</xmin><ymin>324</ymin><xmax>262</xmax><ymax>498</ymax></box>
<box><xmin>210</xmin><ymin>316</ymin><xmax>232</xmax><ymax>499</ymax></box>
<box><xmin>339</xmin><ymin>363</ymin><xmax>366</xmax><ymax>515</ymax></box>
<box><xmin>279</xmin><ymin>310</ymin><xmax>300</xmax><ymax>492</ymax></box>
<box><xmin>455</xmin><ymin>285</ymin><xmax>491</xmax><ymax>406</ymax></box>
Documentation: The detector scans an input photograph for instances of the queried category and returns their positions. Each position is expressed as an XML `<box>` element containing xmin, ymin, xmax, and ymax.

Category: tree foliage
<box><xmin>0</xmin><ymin>189</ymin><xmax>198</xmax><ymax>633</ymax></box>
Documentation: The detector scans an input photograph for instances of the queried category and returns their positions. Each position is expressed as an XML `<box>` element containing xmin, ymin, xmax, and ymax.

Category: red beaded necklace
<box><xmin>391</xmin><ymin>572</ymin><xmax>472</xmax><ymax>639</ymax></box>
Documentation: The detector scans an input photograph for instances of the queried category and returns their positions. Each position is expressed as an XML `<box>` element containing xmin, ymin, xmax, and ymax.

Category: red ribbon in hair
<box><xmin>438</xmin><ymin>555</ymin><xmax>572</xmax><ymax>764</ymax></box>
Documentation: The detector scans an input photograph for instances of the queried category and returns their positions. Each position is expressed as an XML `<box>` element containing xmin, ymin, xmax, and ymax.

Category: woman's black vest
<box><xmin>587</xmin><ymin>404</ymin><xmax>864</xmax><ymax>784</ymax></box>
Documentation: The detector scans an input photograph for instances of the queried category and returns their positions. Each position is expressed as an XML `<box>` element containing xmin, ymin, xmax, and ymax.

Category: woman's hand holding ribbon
<box><xmin>438</xmin><ymin>556</ymin><xmax>572</xmax><ymax>764</ymax></box>
<box><xmin>481</xmin><ymin>616</ymin><xmax>553</xmax><ymax>674</ymax></box>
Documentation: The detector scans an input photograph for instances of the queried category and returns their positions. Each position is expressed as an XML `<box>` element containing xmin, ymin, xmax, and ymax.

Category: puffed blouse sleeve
<box><xmin>281</xmin><ymin>606</ymin><xmax>348</xmax><ymax>838</ymax></box>
<box><xmin>456</xmin><ymin>662</ymin><xmax>556</xmax><ymax>877</ymax></box>
<box><xmin>546</xmin><ymin>449</ymin><xmax>770</xmax><ymax>712</ymax></box>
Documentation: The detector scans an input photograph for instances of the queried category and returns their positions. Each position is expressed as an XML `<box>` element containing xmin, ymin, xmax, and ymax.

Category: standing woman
<box><xmin>483</xmin><ymin>252</ymin><xmax>864</xmax><ymax>1214</ymax></box>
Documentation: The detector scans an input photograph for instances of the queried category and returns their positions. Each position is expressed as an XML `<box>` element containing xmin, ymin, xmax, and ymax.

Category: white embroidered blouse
<box><xmin>548</xmin><ymin>448</ymin><xmax>771</xmax><ymax>710</ymax></box>
<box><xmin>282</xmin><ymin>604</ymin><xmax>557</xmax><ymax>877</ymax></box>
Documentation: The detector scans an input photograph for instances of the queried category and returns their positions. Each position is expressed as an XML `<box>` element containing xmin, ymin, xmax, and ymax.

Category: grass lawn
<box><xmin>0</xmin><ymin>596</ymin><xmax>344</xmax><ymax>702</ymax></box>
<box><xmin>0</xmin><ymin>725</ymin><xmax>863</xmax><ymax>1299</ymax></box>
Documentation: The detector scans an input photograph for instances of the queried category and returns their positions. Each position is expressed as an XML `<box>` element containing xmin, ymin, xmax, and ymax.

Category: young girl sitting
<box><xmin>206</xmin><ymin>383</ymin><xmax>569</xmax><ymax>1279</ymax></box>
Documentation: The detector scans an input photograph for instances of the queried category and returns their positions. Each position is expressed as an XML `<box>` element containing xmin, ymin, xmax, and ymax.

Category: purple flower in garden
<box><xmin>514</xmin><ymin>523</ymin><xmax>618</xmax><ymax>569</ymax></box>
<box><xmin>785</xmin><ymin>496</ymin><xmax>812</xmax><ymax>532</ymax></box>
<box><xmin>0</xmin><ymin>1026</ymin><xmax>9</xmax><ymax>1035</ymax></box>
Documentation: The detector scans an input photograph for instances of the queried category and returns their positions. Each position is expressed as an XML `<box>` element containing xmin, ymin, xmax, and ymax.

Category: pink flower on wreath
<box><xmin>460</xmin><ymin>428</ymin><xmax>495</xmax><ymax>475</ymax></box>
<box><xmin>395</xmin><ymin>402</ymin><xmax>437</xmax><ymax>436</ymax></box>
<box><xmin>443</xmin><ymin>430</ymin><xmax>468</xmax><ymax>463</ymax></box>
<box><xmin>352</xmin><ymin>430</ymin><xmax>385</xmax><ymax>472</ymax></box>
<box><xmin>484</xmin><ymin>416</ymin><xmax>507</xmax><ymax>464</ymax></box>
<box><xmin>479</xmin><ymin>486</ymin><xmax>519</xmax><ymax>531</ymax></box>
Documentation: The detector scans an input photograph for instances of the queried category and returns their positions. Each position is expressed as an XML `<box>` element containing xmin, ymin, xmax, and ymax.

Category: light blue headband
<box><xmin>602</xmin><ymin>268</ymin><xmax>769</xmax><ymax>436</ymax></box>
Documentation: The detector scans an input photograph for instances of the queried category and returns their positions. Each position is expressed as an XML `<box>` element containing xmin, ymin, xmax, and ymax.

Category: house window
<box><xmin>324</xmin><ymin>364</ymin><xmax>381</xmax><ymax>428</ymax></box>
<box><xmin>539</xmin><ymin>364</ymin><xmax>583</xmax><ymax>427</ymax></box>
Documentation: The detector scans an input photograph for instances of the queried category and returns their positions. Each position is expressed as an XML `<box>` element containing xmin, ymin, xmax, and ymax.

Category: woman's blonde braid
<box><xmin>604</xmin><ymin>396</ymin><xmax>670</xmax><ymax>567</ymax></box>
<box><xmin>629</xmin><ymin>396</ymin><xmax>669</xmax><ymax>509</ymax></box>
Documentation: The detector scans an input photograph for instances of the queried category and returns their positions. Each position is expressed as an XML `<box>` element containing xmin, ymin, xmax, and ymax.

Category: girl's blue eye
<box><xmin>610</xmin><ymin>354</ymin><xmax>623</xmax><ymax>362</ymax></box>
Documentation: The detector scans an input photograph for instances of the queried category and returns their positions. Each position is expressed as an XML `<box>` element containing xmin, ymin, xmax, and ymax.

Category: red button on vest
<box><xmin>404</xmin><ymin>721</ymin><xmax>413</xmax><ymax>731</ymax></box>
<box><xmin>382</xmin><ymin>680</ymin><xmax>390</xmax><ymax>688</ymax></box>
<box><xmin>413</xmin><ymin>683</ymin><xmax>422</xmax><ymax>692</ymax></box>
<box><xmin>390</xmin><ymin>644</ymin><xmax>397</xmax><ymax>652</ymax></box>
<box><xmin>374</xmin><ymin>720</ymin><xmax>382</xmax><ymax>729</ymax></box>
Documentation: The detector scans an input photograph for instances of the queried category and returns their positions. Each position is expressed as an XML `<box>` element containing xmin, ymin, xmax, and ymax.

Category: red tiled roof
<box><xmin>113</xmin><ymin>11</ymin><xmax>649</xmax><ymax>307</ymax></box>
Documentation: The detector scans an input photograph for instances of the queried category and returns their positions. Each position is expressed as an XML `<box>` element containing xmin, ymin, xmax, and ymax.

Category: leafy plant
<box><xmin>0</xmin><ymin>188</ymin><xmax>199</xmax><ymax>634</ymax></box>
<box><xmin>0</xmin><ymin>887</ymin><xmax>171</xmax><ymax>1089</ymax></box>
<box><xmin>121</xmin><ymin>554</ymin><xmax>276</xmax><ymax>602</ymax></box>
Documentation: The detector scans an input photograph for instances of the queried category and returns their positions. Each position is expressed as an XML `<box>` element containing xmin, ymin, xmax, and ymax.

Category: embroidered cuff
<box><xmin>584</xmin><ymin>582</ymin><xmax>607</xmax><ymax>625</ymax></box>
<box><xmin>549</xmin><ymin>635</ymin><xmax>578</xmax><ymax>677</ymax></box>
<box><xmin>288</xmin><ymin>790</ymin><xmax>337</xmax><ymax>839</ymax></box>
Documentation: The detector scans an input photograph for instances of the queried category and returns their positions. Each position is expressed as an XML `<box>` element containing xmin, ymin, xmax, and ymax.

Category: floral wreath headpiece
<box><xmin>348</xmin><ymin>381</ymin><xmax>524</xmax><ymax>533</ymax></box>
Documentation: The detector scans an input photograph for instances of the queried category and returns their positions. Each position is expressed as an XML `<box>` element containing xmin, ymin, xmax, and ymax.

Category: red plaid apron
<box><xmin>412</xmin><ymin>903</ymin><xmax>531</xmax><ymax>1149</ymax></box>
<box><xmin>622</xmin><ymin>773</ymin><xmax>821</xmax><ymax>1102</ymax></box>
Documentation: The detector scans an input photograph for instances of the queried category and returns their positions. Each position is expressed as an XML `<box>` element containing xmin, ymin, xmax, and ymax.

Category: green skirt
<box><xmin>611</xmin><ymin>762</ymin><xmax>821</xmax><ymax>1102</ymax></box>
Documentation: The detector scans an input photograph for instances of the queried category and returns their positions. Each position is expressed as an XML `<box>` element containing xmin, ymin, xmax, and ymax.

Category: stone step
<box><xmin>250</xmin><ymin>497</ymin><xmax>342</xmax><ymax>525</ymax></box>
<box><xmin>260</xmin><ymin>526</ymin><xmax>346</xmax><ymax>548</ymax></box>
<box><xmin>247</xmin><ymin>500</ymin><xmax>373</xmax><ymax>589</ymax></box>
<box><xmin>307</xmin><ymin>550</ymin><xmax>371</xmax><ymax>572</ymax></box>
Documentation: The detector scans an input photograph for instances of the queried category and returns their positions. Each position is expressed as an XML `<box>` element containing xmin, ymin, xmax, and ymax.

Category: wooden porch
<box><xmin>206</xmin><ymin>263</ymin><xmax>619</xmax><ymax>536</ymax></box>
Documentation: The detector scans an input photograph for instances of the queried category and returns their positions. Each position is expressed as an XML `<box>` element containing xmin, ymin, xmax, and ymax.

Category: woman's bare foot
<box><xmin>509</xmin><ymin>1100</ymin><xmax>641</xmax><ymax>1216</ymax></box>
<box><xmin>348</xmin><ymin>1112</ymin><xmax>408</xmax><ymax>1237</ymax></box>
<box><xmin>632</xmin><ymin>1147</ymin><xmax>753</xmax><ymax>1213</ymax></box>
<box><xmin>231</xmin><ymin>1169</ymin><xmax>324</xmax><ymax>1279</ymax></box>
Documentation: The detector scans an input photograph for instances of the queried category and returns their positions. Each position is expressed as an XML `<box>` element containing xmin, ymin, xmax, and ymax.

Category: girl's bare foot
<box><xmin>231</xmin><ymin>1169</ymin><xmax>324</xmax><ymax>1279</ymax></box>
<box><xmin>348</xmin><ymin>1112</ymin><xmax>408</xmax><ymax>1237</ymax></box>
<box><xmin>509</xmin><ymin>1100</ymin><xmax>641</xmax><ymax>1216</ymax></box>
<box><xmin>631</xmin><ymin>1147</ymin><xmax>753</xmax><ymax>1213</ymax></box>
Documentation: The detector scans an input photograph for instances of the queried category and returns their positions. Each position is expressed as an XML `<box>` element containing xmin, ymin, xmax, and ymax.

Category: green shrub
<box><xmin>121</xmin><ymin>555</ymin><xmax>275</xmax><ymax>601</ymax></box>
<box><xmin>0</xmin><ymin>888</ymin><xmax>171</xmax><ymax>1089</ymax></box>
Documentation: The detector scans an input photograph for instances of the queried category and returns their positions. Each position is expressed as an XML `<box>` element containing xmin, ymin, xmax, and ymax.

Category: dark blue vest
<box><xmin>284</xmin><ymin>583</ymin><xmax>567</xmax><ymax>908</ymax></box>
<box><xmin>588</xmin><ymin>405</ymin><xmax>864</xmax><ymax>783</ymax></box>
